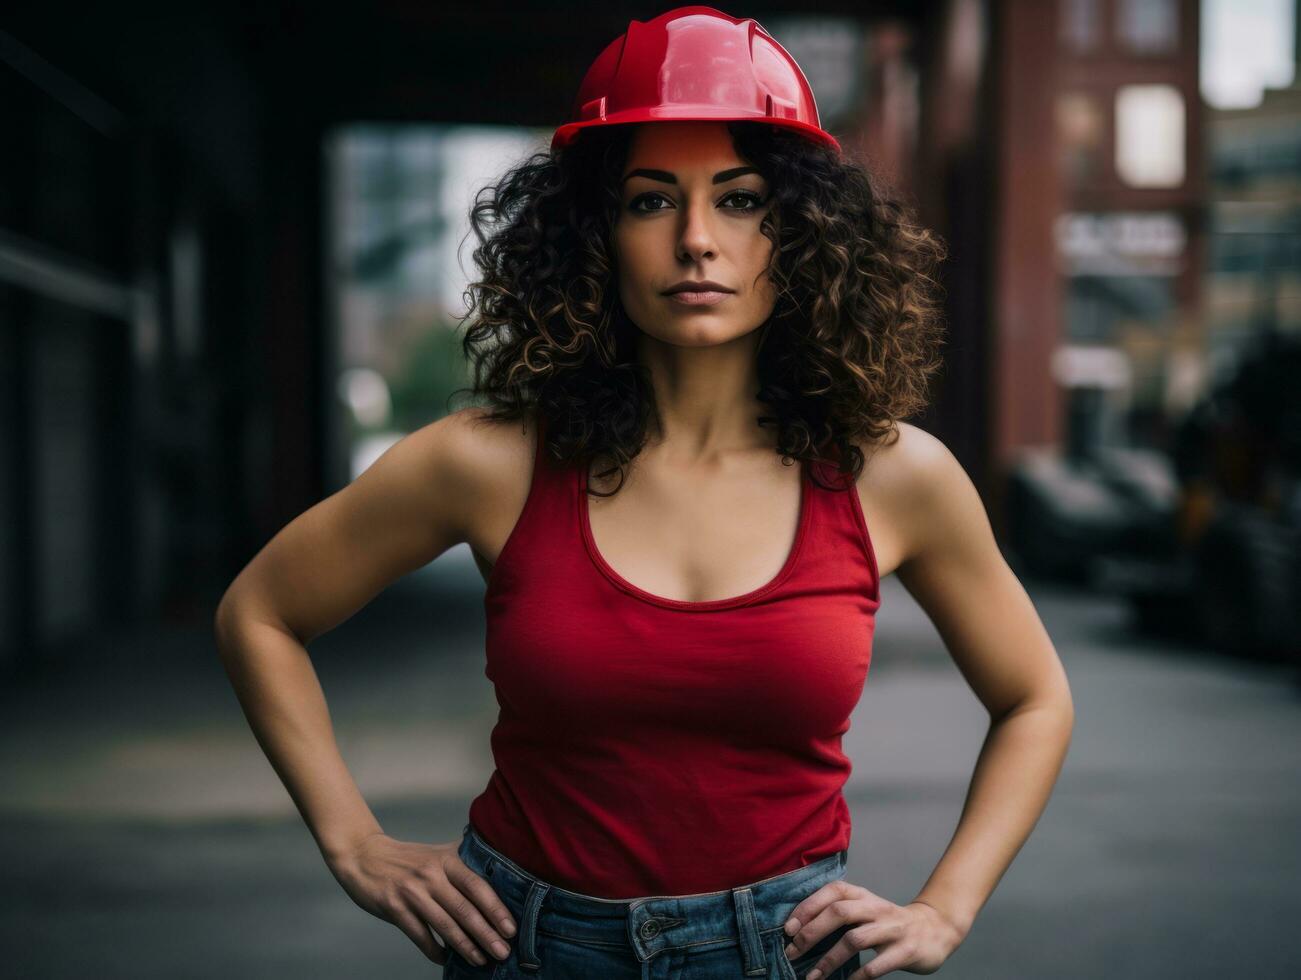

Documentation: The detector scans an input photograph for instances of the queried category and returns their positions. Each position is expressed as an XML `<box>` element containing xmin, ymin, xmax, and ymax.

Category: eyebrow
<box><xmin>621</xmin><ymin>166</ymin><xmax>760</xmax><ymax>185</ymax></box>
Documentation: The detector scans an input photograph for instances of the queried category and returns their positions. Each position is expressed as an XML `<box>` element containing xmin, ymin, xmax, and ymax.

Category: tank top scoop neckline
<box><xmin>484</xmin><ymin>413</ymin><xmax>880</xmax><ymax>615</ymax></box>
<box><xmin>576</xmin><ymin>454</ymin><xmax>812</xmax><ymax>612</ymax></box>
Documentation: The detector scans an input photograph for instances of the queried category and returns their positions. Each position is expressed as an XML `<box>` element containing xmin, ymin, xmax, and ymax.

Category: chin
<box><xmin>647</xmin><ymin>322</ymin><xmax>758</xmax><ymax>348</ymax></box>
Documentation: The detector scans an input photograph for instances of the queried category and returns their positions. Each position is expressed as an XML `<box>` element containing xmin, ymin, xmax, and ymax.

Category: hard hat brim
<box><xmin>551</xmin><ymin>110</ymin><xmax>842</xmax><ymax>154</ymax></box>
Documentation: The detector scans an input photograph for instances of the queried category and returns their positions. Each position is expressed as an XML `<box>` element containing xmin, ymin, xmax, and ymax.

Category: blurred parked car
<box><xmin>1007</xmin><ymin>331</ymin><xmax>1301</xmax><ymax>662</ymax></box>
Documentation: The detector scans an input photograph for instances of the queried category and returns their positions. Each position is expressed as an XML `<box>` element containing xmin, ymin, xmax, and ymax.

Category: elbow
<box><xmin>213</xmin><ymin>594</ymin><xmax>234</xmax><ymax>659</ymax></box>
<box><xmin>994</xmin><ymin>689</ymin><xmax>1075</xmax><ymax>728</ymax></box>
<box><xmin>1047</xmin><ymin>696</ymin><xmax>1076</xmax><ymax>734</ymax></box>
<box><xmin>1010</xmin><ymin>666</ymin><xmax>1076</xmax><ymax>728</ymax></box>
<box><xmin>213</xmin><ymin>584</ymin><xmax>306</xmax><ymax>658</ymax></box>
<box><xmin>1054</xmin><ymin>679</ymin><xmax>1077</xmax><ymax>729</ymax></box>
<box><xmin>213</xmin><ymin>584</ymin><xmax>247</xmax><ymax>659</ymax></box>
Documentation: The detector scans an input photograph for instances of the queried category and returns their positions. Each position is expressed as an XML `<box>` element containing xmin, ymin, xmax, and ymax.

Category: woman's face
<box><xmin>613</xmin><ymin>122</ymin><xmax>777</xmax><ymax>348</ymax></box>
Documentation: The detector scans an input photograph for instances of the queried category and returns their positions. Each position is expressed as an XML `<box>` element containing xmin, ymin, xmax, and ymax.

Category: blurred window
<box><xmin>1060</xmin><ymin>0</ymin><xmax>1103</xmax><ymax>52</ymax></box>
<box><xmin>1116</xmin><ymin>0</ymin><xmax>1179</xmax><ymax>54</ymax></box>
<box><xmin>324</xmin><ymin>123</ymin><xmax>548</xmax><ymax>484</ymax></box>
<box><xmin>1115</xmin><ymin>84</ymin><xmax>1185</xmax><ymax>187</ymax></box>
<box><xmin>1200</xmin><ymin>0</ymin><xmax>1296</xmax><ymax>108</ymax></box>
<box><xmin>1057</xmin><ymin>91</ymin><xmax>1107</xmax><ymax>185</ymax></box>
<box><xmin>1063</xmin><ymin>273</ymin><xmax>1176</xmax><ymax>342</ymax></box>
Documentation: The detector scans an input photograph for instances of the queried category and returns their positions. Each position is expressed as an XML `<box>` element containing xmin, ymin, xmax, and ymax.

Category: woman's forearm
<box><xmin>214</xmin><ymin>600</ymin><xmax>384</xmax><ymax>864</ymax></box>
<box><xmin>908</xmin><ymin>698</ymin><xmax>1075</xmax><ymax>939</ymax></box>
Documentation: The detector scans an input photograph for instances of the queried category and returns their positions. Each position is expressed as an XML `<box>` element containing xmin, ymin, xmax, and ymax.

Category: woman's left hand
<box><xmin>781</xmin><ymin>882</ymin><xmax>966</xmax><ymax>978</ymax></box>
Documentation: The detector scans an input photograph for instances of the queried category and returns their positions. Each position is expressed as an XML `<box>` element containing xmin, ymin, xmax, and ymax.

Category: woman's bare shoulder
<box><xmin>859</xmin><ymin>421</ymin><xmax>996</xmax><ymax>571</ymax></box>
<box><xmin>214</xmin><ymin>407</ymin><xmax>537</xmax><ymax>641</ymax></box>
<box><xmin>421</xmin><ymin>406</ymin><xmax>539</xmax><ymax>559</ymax></box>
<box><xmin>854</xmin><ymin>421</ymin><xmax>956</xmax><ymax>491</ymax></box>
<box><xmin>428</xmin><ymin>405</ymin><xmax>537</xmax><ymax>482</ymax></box>
<box><xmin>850</xmin><ymin>421</ymin><xmax>969</xmax><ymax>577</ymax></box>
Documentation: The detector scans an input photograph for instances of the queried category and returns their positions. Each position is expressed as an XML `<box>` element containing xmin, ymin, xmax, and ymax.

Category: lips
<box><xmin>663</xmin><ymin>280</ymin><xmax>734</xmax><ymax>295</ymax></box>
<box><xmin>665</xmin><ymin>289</ymin><xmax>731</xmax><ymax>307</ymax></box>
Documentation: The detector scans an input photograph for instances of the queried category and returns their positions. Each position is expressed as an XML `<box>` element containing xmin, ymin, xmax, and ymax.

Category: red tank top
<box><xmin>468</xmin><ymin>415</ymin><xmax>881</xmax><ymax>899</ymax></box>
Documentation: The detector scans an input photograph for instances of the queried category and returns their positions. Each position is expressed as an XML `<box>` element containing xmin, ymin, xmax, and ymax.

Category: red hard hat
<box><xmin>551</xmin><ymin>5</ymin><xmax>841</xmax><ymax>154</ymax></box>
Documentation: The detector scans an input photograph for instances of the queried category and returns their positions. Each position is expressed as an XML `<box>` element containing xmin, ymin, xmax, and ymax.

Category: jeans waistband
<box><xmin>459</xmin><ymin>822</ymin><xmax>848</xmax><ymax>969</ymax></box>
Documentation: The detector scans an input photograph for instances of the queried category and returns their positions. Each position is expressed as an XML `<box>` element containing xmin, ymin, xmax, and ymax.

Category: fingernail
<box><xmin>500</xmin><ymin>919</ymin><xmax>516</xmax><ymax>938</ymax></box>
<box><xmin>492</xmin><ymin>941</ymin><xmax>510</xmax><ymax>959</ymax></box>
<box><xmin>807</xmin><ymin>971</ymin><xmax>822</xmax><ymax>980</ymax></box>
<box><xmin>470</xmin><ymin>949</ymin><xmax>487</xmax><ymax>965</ymax></box>
<box><xmin>785</xmin><ymin>944</ymin><xmax>797</xmax><ymax>959</ymax></box>
<box><xmin>784</xmin><ymin>918</ymin><xmax>799</xmax><ymax>936</ymax></box>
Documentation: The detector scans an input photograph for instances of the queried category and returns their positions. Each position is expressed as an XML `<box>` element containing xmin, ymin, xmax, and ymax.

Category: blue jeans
<box><xmin>442</xmin><ymin>822</ymin><xmax>863</xmax><ymax>979</ymax></box>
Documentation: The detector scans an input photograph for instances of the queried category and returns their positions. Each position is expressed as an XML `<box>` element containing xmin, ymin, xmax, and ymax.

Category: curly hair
<box><xmin>452</xmin><ymin>121</ymin><xmax>948</xmax><ymax>495</ymax></box>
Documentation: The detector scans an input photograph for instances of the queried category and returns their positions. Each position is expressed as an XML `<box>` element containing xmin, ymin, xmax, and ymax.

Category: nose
<box><xmin>676</xmin><ymin>196</ymin><xmax>718</xmax><ymax>264</ymax></box>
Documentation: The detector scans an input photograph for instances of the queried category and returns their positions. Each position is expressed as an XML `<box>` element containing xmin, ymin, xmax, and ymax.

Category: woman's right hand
<box><xmin>326</xmin><ymin>832</ymin><xmax>517</xmax><ymax>967</ymax></box>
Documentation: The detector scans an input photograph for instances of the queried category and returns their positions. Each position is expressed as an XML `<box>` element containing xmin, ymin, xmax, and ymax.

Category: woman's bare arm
<box><xmin>212</xmin><ymin>406</ymin><xmax>519</xmax><ymax>966</ymax></box>
<box><xmin>214</xmin><ymin>410</ymin><xmax>476</xmax><ymax>853</ymax></box>
<box><xmin>884</xmin><ymin>424</ymin><xmax>1075</xmax><ymax>940</ymax></box>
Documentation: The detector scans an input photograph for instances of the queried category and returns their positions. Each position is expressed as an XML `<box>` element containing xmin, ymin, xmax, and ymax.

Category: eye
<box><xmin>626</xmin><ymin>190</ymin><xmax>767</xmax><ymax>214</ymax></box>
<box><xmin>628</xmin><ymin>192</ymin><xmax>672</xmax><ymax>213</ymax></box>
<box><xmin>721</xmin><ymin>190</ymin><xmax>765</xmax><ymax>211</ymax></box>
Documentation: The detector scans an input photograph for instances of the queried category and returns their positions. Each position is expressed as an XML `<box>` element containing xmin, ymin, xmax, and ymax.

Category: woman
<box><xmin>214</xmin><ymin>7</ymin><xmax>1074</xmax><ymax>979</ymax></box>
